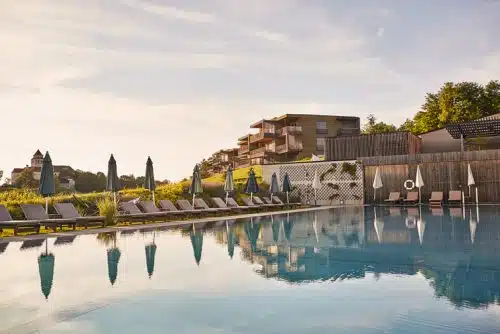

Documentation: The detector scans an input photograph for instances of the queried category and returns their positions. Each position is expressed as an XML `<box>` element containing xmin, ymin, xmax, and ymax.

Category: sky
<box><xmin>1</xmin><ymin>0</ymin><xmax>500</xmax><ymax>181</ymax></box>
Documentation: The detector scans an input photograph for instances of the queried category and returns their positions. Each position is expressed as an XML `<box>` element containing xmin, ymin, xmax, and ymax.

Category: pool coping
<box><xmin>0</xmin><ymin>205</ymin><xmax>345</xmax><ymax>243</ymax></box>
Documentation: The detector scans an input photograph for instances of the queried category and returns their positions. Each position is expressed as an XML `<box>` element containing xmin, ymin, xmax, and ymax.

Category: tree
<box><xmin>362</xmin><ymin>114</ymin><xmax>397</xmax><ymax>134</ymax></box>
<box><xmin>74</xmin><ymin>170</ymin><xmax>107</xmax><ymax>193</ymax></box>
<box><xmin>0</xmin><ymin>170</ymin><xmax>3</xmax><ymax>181</ymax></box>
<box><xmin>405</xmin><ymin>80</ymin><xmax>500</xmax><ymax>134</ymax></box>
<box><xmin>119</xmin><ymin>174</ymin><xmax>138</xmax><ymax>189</ymax></box>
<box><xmin>14</xmin><ymin>168</ymin><xmax>38</xmax><ymax>189</ymax></box>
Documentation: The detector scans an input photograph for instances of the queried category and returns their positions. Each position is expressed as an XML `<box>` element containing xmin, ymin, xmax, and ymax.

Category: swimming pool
<box><xmin>1</xmin><ymin>206</ymin><xmax>500</xmax><ymax>333</ymax></box>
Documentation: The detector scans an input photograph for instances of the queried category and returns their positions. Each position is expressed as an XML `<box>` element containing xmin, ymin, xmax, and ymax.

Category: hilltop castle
<box><xmin>10</xmin><ymin>150</ymin><xmax>76</xmax><ymax>189</ymax></box>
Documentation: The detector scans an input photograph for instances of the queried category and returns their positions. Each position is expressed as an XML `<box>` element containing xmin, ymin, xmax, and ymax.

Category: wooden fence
<box><xmin>325</xmin><ymin>132</ymin><xmax>421</xmax><ymax>161</ymax></box>
<box><xmin>361</xmin><ymin>149</ymin><xmax>500</xmax><ymax>204</ymax></box>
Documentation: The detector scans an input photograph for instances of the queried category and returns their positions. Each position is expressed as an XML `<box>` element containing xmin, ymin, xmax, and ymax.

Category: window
<box><xmin>316</xmin><ymin>137</ymin><xmax>326</xmax><ymax>153</ymax></box>
<box><xmin>316</xmin><ymin>121</ymin><xmax>328</xmax><ymax>134</ymax></box>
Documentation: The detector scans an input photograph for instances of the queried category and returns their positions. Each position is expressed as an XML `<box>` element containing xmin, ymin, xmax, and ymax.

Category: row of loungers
<box><xmin>0</xmin><ymin>196</ymin><xmax>300</xmax><ymax>235</ymax></box>
<box><xmin>384</xmin><ymin>190</ymin><xmax>463</xmax><ymax>206</ymax></box>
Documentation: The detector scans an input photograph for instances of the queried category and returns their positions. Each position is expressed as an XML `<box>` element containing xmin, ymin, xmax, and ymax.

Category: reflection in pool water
<box><xmin>1</xmin><ymin>206</ymin><xmax>500</xmax><ymax>333</ymax></box>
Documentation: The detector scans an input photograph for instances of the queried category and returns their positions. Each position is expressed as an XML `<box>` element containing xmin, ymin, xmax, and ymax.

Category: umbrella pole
<box><xmin>418</xmin><ymin>188</ymin><xmax>421</xmax><ymax>205</ymax></box>
<box><xmin>250</xmin><ymin>193</ymin><xmax>253</xmax><ymax>201</ymax></box>
<box><xmin>286</xmin><ymin>192</ymin><xmax>289</xmax><ymax>205</ymax></box>
<box><xmin>113</xmin><ymin>192</ymin><xmax>117</xmax><ymax>205</ymax></box>
<box><xmin>475</xmin><ymin>187</ymin><xmax>479</xmax><ymax>205</ymax></box>
<box><xmin>152</xmin><ymin>191</ymin><xmax>155</xmax><ymax>203</ymax></box>
<box><xmin>192</xmin><ymin>194</ymin><xmax>196</xmax><ymax>207</ymax></box>
<box><xmin>225</xmin><ymin>192</ymin><xmax>229</xmax><ymax>205</ymax></box>
<box><xmin>45</xmin><ymin>197</ymin><xmax>49</xmax><ymax>214</ymax></box>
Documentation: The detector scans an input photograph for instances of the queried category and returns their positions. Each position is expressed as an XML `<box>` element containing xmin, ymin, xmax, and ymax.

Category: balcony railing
<box><xmin>276</xmin><ymin>142</ymin><xmax>304</xmax><ymax>154</ymax></box>
<box><xmin>249</xmin><ymin>146</ymin><xmax>275</xmax><ymax>159</ymax></box>
<box><xmin>249</xmin><ymin>130</ymin><xmax>275</xmax><ymax>143</ymax></box>
<box><xmin>277</xmin><ymin>126</ymin><xmax>303</xmax><ymax>136</ymax></box>
<box><xmin>316</xmin><ymin>128</ymin><xmax>328</xmax><ymax>135</ymax></box>
<box><xmin>238</xmin><ymin>145</ymin><xmax>249</xmax><ymax>155</ymax></box>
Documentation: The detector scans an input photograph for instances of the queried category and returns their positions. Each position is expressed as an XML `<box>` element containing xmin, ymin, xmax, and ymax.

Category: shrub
<box><xmin>97</xmin><ymin>197</ymin><xmax>117</xmax><ymax>226</ymax></box>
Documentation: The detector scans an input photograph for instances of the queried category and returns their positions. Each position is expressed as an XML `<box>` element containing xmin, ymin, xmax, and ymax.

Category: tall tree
<box><xmin>14</xmin><ymin>168</ymin><xmax>38</xmax><ymax>189</ymax></box>
<box><xmin>362</xmin><ymin>114</ymin><xmax>397</xmax><ymax>134</ymax></box>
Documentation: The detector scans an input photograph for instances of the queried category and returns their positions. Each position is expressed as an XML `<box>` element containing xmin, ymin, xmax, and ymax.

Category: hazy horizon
<box><xmin>2</xmin><ymin>0</ymin><xmax>499</xmax><ymax>181</ymax></box>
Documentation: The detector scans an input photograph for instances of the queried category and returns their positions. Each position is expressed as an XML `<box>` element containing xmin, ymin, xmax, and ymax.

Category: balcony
<box><xmin>276</xmin><ymin>142</ymin><xmax>304</xmax><ymax>154</ymax></box>
<box><xmin>316</xmin><ymin>128</ymin><xmax>328</xmax><ymax>135</ymax></box>
<box><xmin>249</xmin><ymin>131</ymin><xmax>275</xmax><ymax>143</ymax></box>
<box><xmin>277</xmin><ymin>126</ymin><xmax>303</xmax><ymax>136</ymax></box>
<box><xmin>249</xmin><ymin>146</ymin><xmax>275</xmax><ymax>159</ymax></box>
<box><xmin>238</xmin><ymin>145</ymin><xmax>249</xmax><ymax>155</ymax></box>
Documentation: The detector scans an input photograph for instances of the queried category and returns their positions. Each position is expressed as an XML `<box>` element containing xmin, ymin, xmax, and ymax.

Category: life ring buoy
<box><xmin>404</xmin><ymin>179</ymin><xmax>415</xmax><ymax>191</ymax></box>
<box><xmin>405</xmin><ymin>217</ymin><xmax>416</xmax><ymax>229</ymax></box>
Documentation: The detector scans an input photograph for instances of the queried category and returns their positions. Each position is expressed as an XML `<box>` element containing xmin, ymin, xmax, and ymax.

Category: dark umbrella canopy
<box><xmin>272</xmin><ymin>221</ymin><xmax>280</xmax><ymax>244</ymax></box>
<box><xmin>244</xmin><ymin>221</ymin><xmax>261</xmax><ymax>252</ymax></box>
<box><xmin>145</xmin><ymin>243</ymin><xmax>157</xmax><ymax>278</ymax></box>
<box><xmin>227</xmin><ymin>228</ymin><xmax>236</xmax><ymax>259</ymax></box>
<box><xmin>244</xmin><ymin>168</ymin><xmax>260</xmax><ymax>194</ymax></box>
<box><xmin>144</xmin><ymin>157</ymin><xmax>156</xmax><ymax>191</ymax></box>
<box><xmin>39</xmin><ymin>152</ymin><xmax>55</xmax><ymax>197</ymax></box>
<box><xmin>107</xmin><ymin>247</ymin><xmax>121</xmax><ymax>285</ymax></box>
<box><xmin>106</xmin><ymin>154</ymin><xmax>120</xmax><ymax>192</ymax></box>
<box><xmin>189</xmin><ymin>164</ymin><xmax>203</xmax><ymax>196</ymax></box>
<box><xmin>190</xmin><ymin>229</ymin><xmax>204</xmax><ymax>266</ymax></box>
<box><xmin>282</xmin><ymin>173</ymin><xmax>292</xmax><ymax>193</ymax></box>
<box><xmin>38</xmin><ymin>253</ymin><xmax>55</xmax><ymax>299</ymax></box>
<box><xmin>284</xmin><ymin>218</ymin><xmax>294</xmax><ymax>241</ymax></box>
<box><xmin>224</xmin><ymin>166</ymin><xmax>235</xmax><ymax>193</ymax></box>
<box><xmin>270</xmin><ymin>172</ymin><xmax>279</xmax><ymax>194</ymax></box>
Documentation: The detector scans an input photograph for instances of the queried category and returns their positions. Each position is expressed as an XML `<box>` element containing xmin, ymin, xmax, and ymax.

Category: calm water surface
<box><xmin>1</xmin><ymin>206</ymin><xmax>500</xmax><ymax>333</ymax></box>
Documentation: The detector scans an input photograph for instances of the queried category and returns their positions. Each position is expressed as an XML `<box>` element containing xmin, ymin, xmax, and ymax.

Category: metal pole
<box><xmin>475</xmin><ymin>187</ymin><xmax>479</xmax><ymax>205</ymax></box>
<box><xmin>460</xmin><ymin>134</ymin><xmax>464</xmax><ymax>152</ymax></box>
<box><xmin>45</xmin><ymin>197</ymin><xmax>49</xmax><ymax>214</ymax></box>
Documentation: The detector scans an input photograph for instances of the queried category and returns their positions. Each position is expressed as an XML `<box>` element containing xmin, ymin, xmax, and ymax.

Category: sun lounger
<box><xmin>431</xmin><ymin>207</ymin><xmax>444</xmax><ymax>216</ymax></box>
<box><xmin>158</xmin><ymin>200</ymin><xmax>191</xmax><ymax>214</ymax></box>
<box><xmin>448</xmin><ymin>190</ymin><xmax>462</xmax><ymax>205</ymax></box>
<box><xmin>403</xmin><ymin>192</ymin><xmax>419</xmax><ymax>205</ymax></box>
<box><xmin>212</xmin><ymin>197</ymin><xmax>254</xmax><ymax>213</ymax></box>
<box><xmin>389</xmin><ymin>207</ymin><xmax>402</xmax><ymax>216</ymax></box>
<box><xmin>272</xmin><ymin>196</ymin><xmax>301</xmax><ymax>206</ymax></box>
<box><xmin>0</xmin><ymin>204</ymin><xmax>41</xmax><ymax>235</ymax></box>
<box><xmin>54</xmin><ymin>203</ymin><xmax>106</xmax><ymax>228</ymax></box>
<box><xmin>449</xmin><ymin>207</ymin><xmax>463</xmax><ymax>218</ymax></box>
<box><xmin>241</xmin><ymin>197</ymin><xmax>262</xmax><ymax>208</ymax></box>
<box><xmin>429</xmin><ymin>192</ymin><xmax>444</xmax><ymax>207</ymax></box>
<box><xmin>262</xmin><ymin>197</ymin><xmax>286</xmax><ymax>208</ymax></box>
<box><xmin>226</xmin><ymin>198</ymin><xmax>253</xmax><ymax>211</ymax></box>
<box><xmin>384</xmin><ymin>192</ymin><xmax>401</xmax><ymax>204</ymax></box>
<box><xmin>252</xmin><ymin>196</ymin><xmax>277</xmax><ymax>207</ymax></box>
<box><xmin>0</xmin><ymin>241</ymin><xmax>8</xmax><ymax>254</ymax></box>
<box><xmin>20</xmin><ymin>238</ymin><xmax>45</xmax><ymax>250</ymax></box>
<box><xmin>54</xmin><ymin>235</ymin><xmax>77</xmax><ymax>246</ymax></box>
<box><xmin>177</xmin><ymin>199</ymin><xmax>216</xmax><ymax>214</ymax></box>
<box><xmin>119</xmin><ymin>202</ymin><xmax>162</xmax><ymax>220</ymax></box>
<box><xmin>138</xmin><ymin>201</ymin><xmax>182</xmax><ymax>217</ymax></box>
<box><xmin>194</xmin><ymin>198</ymin><xmax>230</xmax><ymax>213</ymax></box>
<box><xmin>21</xmin><ymin>204</ymin><xmax>77</xmax><ymax>231</ymax></box>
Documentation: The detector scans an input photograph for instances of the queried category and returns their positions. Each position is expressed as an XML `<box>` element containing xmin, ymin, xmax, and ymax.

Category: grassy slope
<box><xmin>202</xmin><ymin>165</ymin><xmax>262</xmax><ymax>184</ymax></box>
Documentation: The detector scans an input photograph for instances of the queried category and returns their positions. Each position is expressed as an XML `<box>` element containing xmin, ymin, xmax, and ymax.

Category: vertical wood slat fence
<box><xmin>325</xmin><ymin>132</ymin><xmax>421</xmax><ymax>161</ymax></box>
<box><xmin>360</xmin><ymin>149</ymin><xmax>500</xmax><ymax>204</ymax></box>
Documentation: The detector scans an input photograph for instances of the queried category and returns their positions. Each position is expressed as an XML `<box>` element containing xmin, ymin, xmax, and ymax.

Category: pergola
<box><xmin>445</xmin><ymin>119</ymin><xmax>500</xmax><ymax>151</ymax></box>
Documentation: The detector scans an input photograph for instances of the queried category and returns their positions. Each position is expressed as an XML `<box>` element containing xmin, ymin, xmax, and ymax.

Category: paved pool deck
<box><xmin>1</xmin><ymin>205</ymin><xmax>344</xmax><ymax>243</ymax></box>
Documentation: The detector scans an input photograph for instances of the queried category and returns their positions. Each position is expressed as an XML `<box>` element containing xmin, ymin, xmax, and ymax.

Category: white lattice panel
<box><xmin>262</xmin><ymin>161</ymin><xmax>364</xmax><ymax>205</ymax></box>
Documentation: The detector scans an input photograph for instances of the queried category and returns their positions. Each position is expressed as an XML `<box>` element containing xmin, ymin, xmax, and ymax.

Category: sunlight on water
<box><xmin>1</xmin><ymin>206</ymin><xmax>500</xmax><ymax>333</ymax></box>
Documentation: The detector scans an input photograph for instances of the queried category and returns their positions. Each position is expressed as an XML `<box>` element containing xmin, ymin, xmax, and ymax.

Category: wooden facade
<box><xmin>325</xmin><ymin>132</ymin><xmax>421</xmax><ymax>161</ymax></box>
<box><xmin>361</xmin><ymin>149</ymin><xmax>500</xmax><ymax>204</ymax></box>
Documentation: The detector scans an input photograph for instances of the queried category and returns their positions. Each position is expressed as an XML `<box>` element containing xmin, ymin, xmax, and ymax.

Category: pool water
<box><xmin>1</xmin><ymin>206</ymin><xmax>500</xmax><ymax>333</ymax></box>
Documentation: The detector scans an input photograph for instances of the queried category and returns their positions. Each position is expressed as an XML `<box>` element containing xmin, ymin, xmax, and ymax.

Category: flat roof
<box><xmin>249</xmin><ymin>114</ymin><xmax>359</xmax><ymax>128</ymax></box>
<box><xmin>446</xmin><ymin>119</ymin><xmax>500</xmax><ymax>139</ymax></box>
